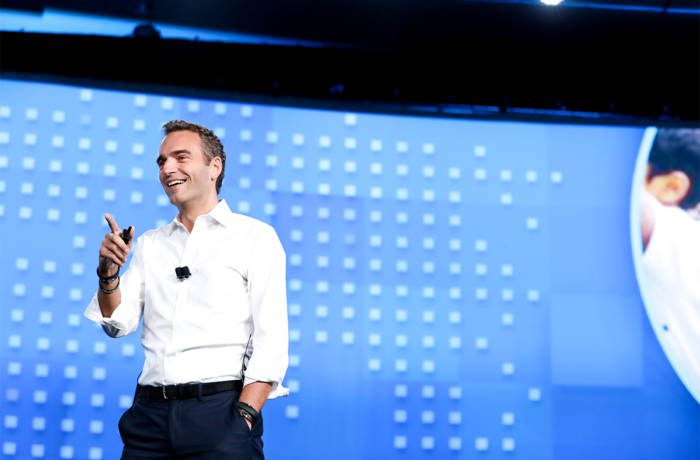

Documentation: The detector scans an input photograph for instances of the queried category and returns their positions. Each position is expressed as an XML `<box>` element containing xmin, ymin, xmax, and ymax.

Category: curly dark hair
<box><xmin>162</xmin><ymin>120</ymin><xmax>226</xmax><ymax>194</ymax></box>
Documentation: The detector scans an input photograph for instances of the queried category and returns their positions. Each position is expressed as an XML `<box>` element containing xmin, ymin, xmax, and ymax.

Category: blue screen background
<box><xmin>0</xmin><ymin>79</ymin><xmax>698</xmax><ymax>460</ymax></box>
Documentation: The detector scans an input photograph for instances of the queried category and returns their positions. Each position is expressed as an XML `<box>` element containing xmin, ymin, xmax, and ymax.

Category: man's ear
<box><xmin>210</xmin><ymin>156</ymin><xmax>223</xmax><ymax>182</ymax></box>
<box><xmin>645</xmin><ymin>170</ymin><xmax>691</xmax><ymax>206</ymax></box>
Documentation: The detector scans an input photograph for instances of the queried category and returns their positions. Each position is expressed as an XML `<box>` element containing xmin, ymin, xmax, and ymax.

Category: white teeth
<box><xmin>167</xmin><ymin>179</ymin><xmax>185</xmax><ymax>187</ymax></box>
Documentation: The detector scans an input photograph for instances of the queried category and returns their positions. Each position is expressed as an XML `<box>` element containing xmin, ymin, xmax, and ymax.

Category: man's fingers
<box><xmin>108</xmin><ymin>232</ymin><xmax>129</xmax><ymax>254</ymax></box>
<box><xmin>104</xmin><ymin>213</ymin><xmax>120</xmax><ymax>234</ymax></box>
<box><xmin>99</xmin><ymin>218</ymin><xmax>133</xmax><ymax>271</ymax></box>
<box><xmin>101</xmin><ymin>235</ymin><xmax>129</xmax><ymax>264</ymax></box>
<box><xmin>100</xmin><ymin>242</ymin><xmax>126</xmax><ymax>263</ymax></box>
<box><xmin>108</xmin><ymin>242</ymin><xmax>128</xmax><ymax>264</ymax></box>
<box><xmin>99</xmin><ymin>248</ymin><xmax>125</xmax><ymax>267</ymax></box>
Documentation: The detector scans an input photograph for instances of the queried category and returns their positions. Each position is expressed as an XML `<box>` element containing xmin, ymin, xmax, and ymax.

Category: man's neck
<box><xmin>176</xmin><ymin>195</ymin><xmax>219</xmax><ymax>233</ymax></box>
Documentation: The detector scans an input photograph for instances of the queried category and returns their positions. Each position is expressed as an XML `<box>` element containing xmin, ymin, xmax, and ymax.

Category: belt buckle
<box><xmin>162</xmin><ymin>386</ymin><xmax>169</xmax><ymax>400</ymax></box>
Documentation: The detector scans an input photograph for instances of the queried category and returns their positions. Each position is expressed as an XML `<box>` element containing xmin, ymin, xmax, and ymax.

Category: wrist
<box><xmin>96</xmin><ymin>266</ymin><xmax>120</xmax><ymax>284</ymax></box>
<box><xmin>236</xmin><ymin>401</ymin><xmax>259</xmax><ymax>425</ymax></box>
<box><xmin>239</xmin><ymin>408</ymin><xmax>254</xmax><ymax>427</ymax></box>
<box><xmin>99</xmin><ymin>276</ymin><xmax>120</xmax><ymax>294</ymax></box>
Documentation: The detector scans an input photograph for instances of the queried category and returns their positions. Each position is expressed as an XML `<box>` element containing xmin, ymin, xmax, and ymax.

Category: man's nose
<box><xmin>161</xmin><ymin>157</ymin><xmax>177</xmax><ymax>175</ymax></box>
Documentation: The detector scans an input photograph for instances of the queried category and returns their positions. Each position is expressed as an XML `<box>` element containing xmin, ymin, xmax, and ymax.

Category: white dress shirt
<box><xmin>84</xmin><ymin>200</ymin><xmax>289</xmax><ymax>399</ymax></box>
<box><xmin>641</xmin><ymin>198</ymin><xmax>700</xmax><ymax>403</ymax></box>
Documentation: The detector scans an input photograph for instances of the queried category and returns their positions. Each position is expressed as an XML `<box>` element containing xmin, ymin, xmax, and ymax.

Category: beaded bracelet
<box><xmin>99</xmin><ymin>277</ymin><xmax>120</xmax><ymax>295</ymax></box>
<box><xmin>96</xmin><ymin>267</ymin><xmax>120</xmax><ymax>285</ymax></box>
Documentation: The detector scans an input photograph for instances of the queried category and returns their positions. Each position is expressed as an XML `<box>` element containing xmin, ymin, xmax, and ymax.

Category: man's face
<box><xmin>157</xmin><ymin>130</ymin><xmax>220</xmax><ymax>207</ymax></box>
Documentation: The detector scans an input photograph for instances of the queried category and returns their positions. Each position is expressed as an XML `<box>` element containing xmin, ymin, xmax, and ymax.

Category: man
<box><xmin>84</xmin><ymin>119</ymin><xmax>289</xmax><ymax>459</ymax></box>
<box><xmin>638</xmin><ymin>127</ymin><xmax>700</xmax><ymax>404</ymax></box>
<box><xmin>641</xmin><ymin>128</ymin><xmax>700</xmax><ymax>248</ymax></box>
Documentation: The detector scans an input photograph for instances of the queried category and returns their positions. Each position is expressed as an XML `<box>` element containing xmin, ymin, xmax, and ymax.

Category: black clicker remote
<box><xmin>120</xmin><ymin>226</ymin><xmax>133</xmax><ymax>245</ymax></box>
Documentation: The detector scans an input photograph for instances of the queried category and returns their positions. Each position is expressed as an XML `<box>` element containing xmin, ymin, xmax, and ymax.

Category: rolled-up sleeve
<box><xmin>84</xmin><ymin>235</ymin><xmax>145</xmax><ymax>338</ymax></box>
<box><xmin>244</xmin><ymin>223</ymin><xmax>289</xmax><ymax>399</ymax></box>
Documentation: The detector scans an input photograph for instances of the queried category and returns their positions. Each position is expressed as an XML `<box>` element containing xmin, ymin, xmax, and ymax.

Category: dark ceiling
<box><xmin>1</xmin><ymin>1</ymin><xmax>699</xmax><ymax>123</ymax></box>
<box><xmin>2</xmin><ymin>0</ymin><xmax>699</xmax><ymax>47</ymax></box>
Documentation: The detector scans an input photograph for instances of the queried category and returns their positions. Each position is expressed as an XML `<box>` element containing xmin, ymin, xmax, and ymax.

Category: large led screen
<box><xmin>632</xmin><ymin>127</ymin><xmax>700</xmax><ymax>404</ymax></box>
<box><xmin>0</xmin><ymin>79</ymin><xmax>698</xmax><ymax>460</ymax></box>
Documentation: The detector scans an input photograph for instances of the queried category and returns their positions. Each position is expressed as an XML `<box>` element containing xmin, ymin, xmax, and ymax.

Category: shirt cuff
<box><xmin>83</xmin><ymin>292</ymin><xmax>129</xmax><ymax>335</ymax></box>
<box><xmin>243</xmin><ymin>376</ymin><xmax>290</xmax><ymax>399</ymax></box>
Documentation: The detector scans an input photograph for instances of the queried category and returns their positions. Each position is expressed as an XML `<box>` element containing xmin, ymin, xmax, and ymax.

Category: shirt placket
<box><xmin>163</xmin><ymin>221</ymin><xmax>199</xmax><ymax>383</ymax></box>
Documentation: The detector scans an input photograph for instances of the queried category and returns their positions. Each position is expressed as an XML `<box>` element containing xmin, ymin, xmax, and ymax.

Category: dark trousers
<box><xmin>118</xmin><ymin>387</ymin><xmax>264</xmax><ymax>459</ymax></box>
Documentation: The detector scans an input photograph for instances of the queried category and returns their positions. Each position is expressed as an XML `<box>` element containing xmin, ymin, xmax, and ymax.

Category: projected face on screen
<box><xmin>633</xmin><ymin>127</ymin><xmax>700</xmax><ymax>403</ymax></box>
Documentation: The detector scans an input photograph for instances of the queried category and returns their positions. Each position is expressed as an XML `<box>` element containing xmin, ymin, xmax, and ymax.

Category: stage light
<box><xmin>540</xmin><ymin>0</ymin><xmax>564</xmax><ymax>5</ymax></box>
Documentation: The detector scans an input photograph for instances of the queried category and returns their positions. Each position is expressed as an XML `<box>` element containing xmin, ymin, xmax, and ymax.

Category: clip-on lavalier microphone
<box><xmin>175</xmin><ymin>266</ymin><xmax>191</xmax><ymax>281</ymax></box>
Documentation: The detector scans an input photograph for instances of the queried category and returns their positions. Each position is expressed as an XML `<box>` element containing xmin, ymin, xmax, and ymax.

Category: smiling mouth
<box><xmin>167</xmin><ymin>179</ymin><xmax>186</xmax><ymax>188</ymax></box>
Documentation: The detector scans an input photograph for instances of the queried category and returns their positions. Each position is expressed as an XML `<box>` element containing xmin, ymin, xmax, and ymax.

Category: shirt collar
<box><xmin>207</xmin><ymin>199</ymin><xmax>234</xmax><ymax>227</ymax></box>
<box><xmin>167</xmin><ymin>199</ymin><xmax>233</xmax><ymax>235</ymax></box>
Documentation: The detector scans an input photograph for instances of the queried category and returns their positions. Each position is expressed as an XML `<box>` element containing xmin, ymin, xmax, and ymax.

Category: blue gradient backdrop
<box><xmin>0</xmin><ymin>79</ymin><xmax>698</xmax><ymax>460</ymax></box>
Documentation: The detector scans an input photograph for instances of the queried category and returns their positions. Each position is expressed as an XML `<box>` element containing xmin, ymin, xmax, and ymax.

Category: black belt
<box><xmin>136</xmin><ymin>380</ymin><xmax>243</xmax><ymax>400</ymax></box>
